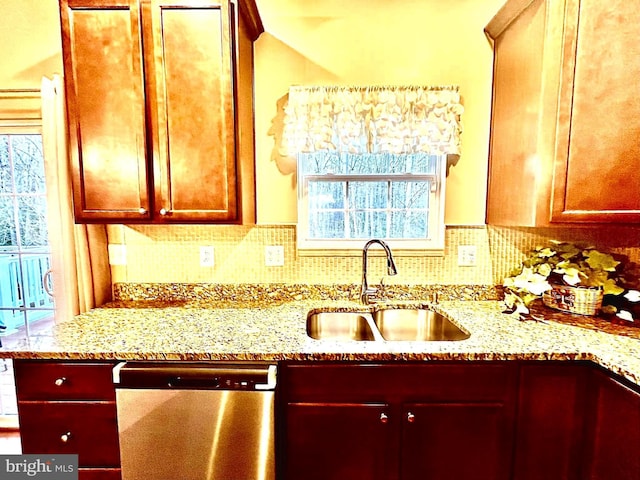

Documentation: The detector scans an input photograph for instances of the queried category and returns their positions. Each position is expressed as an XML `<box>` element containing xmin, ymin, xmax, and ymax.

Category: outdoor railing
<box><xmin>0</xmin><ymin>252</ymin><xmax>54</xmax><ymax>332</ymax></box>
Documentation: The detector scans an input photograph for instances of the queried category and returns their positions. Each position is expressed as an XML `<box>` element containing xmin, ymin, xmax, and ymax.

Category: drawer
<box><xmin>18</xmin><ymin>401</ymin><xmax>120</xmax><ymax>467</ymax></box>
<box><xmin>282</xmin><ymin>362</ymin><xmax>517</xmax><ymax>402</ymax></box>
<box><xmin>14</xmin><ymin>361</ymin><xmax>116</xmax><ymax>401</ymax></box>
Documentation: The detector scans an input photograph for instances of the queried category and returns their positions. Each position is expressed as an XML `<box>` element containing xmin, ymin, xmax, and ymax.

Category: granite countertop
<box><xmin>2</xmin><ymin>297</ymin><xmax>640</xmax><ymax>386</ymax></box>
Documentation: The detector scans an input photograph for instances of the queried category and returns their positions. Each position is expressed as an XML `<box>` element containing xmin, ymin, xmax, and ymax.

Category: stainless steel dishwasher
<box><xmin>113</xmin><ymin>362</ymin><xmax>277</xmax><ymax>480</ymax></box>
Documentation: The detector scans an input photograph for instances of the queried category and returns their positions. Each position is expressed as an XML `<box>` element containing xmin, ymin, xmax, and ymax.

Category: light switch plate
<box><xmin>265</xmin><ymin>245</ymin><xmax>285</xmax><ymax>266</ymax></box>
<box><xmin>200</xmin><ymin>246</ymin><xmax>215</xmax><ymax>267</ymax></box>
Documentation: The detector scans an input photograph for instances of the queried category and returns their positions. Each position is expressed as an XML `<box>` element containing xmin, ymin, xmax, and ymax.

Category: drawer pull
<box><xmin>60</xmin><ymin>432</ymin><xmax>72</xmax><ymax>443</ymax></box>
<box><xmin>407</xmin><ymin>412</ymin><xmax>415</xmax><ymax>423</ymax></box>
<box><xmin>54</xmin><ymin>377</ymin><xmax>66</xmax><ymax>386</ymax></box>
<box><xmin>380</xmin><ymin>412</ymin><xmax>389</xmax><ymax>424</ymax></box>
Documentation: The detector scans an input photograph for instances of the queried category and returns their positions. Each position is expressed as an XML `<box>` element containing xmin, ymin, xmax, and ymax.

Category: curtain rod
<box><xmin>0</xmin><ymin>88</ymin><xmax>40</xmax><ymax>94</ymax></box>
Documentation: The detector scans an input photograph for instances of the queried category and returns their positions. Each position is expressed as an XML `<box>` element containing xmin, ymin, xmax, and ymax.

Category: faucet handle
<box><xmin>361</xmin><ymin>286</ymin><xmax>378</xmax><ymax>304</ymax></box>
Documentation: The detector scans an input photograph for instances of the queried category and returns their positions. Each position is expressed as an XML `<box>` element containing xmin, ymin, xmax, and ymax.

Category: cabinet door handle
<box><xmin>380</xmin><ymin>412</ymin><xmax>389</xmax><ymax>424</ymax></box>
<box><xmin>54</xmin><ymin>377</ymin><xmax>66</xmax><ymax>386</ymax></box>
<box><xmin>138</xmin><ymin>208</ymin><xmax>147</xmax><ymax>215</ymax></box>
<box><xmin>407</xmin><ymin>412</ymin><xmax>415</xmax><ymax>423</ymax></box>
<box><xmin>60</xmin><ymin>432</ymin><xmax>72</xmax><ymax>443</ymax></box>
<box><xmin>159</xmin><ymin>208</ymin><xmax>168</xmax><ymax>215</ymax></box>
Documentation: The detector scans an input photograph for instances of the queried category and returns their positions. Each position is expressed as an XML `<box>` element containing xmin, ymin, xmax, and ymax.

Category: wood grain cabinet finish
<box><xmin>59</xmin><ymin>0</ymin><xmax>262</xmax><ymax>223</ymax></box>
<box><xmin>279</xmin><ymin>362</ymin><xmax>518</xmax><ymax>480</ymax></box>
<box><xmin>14</xmin><ymin>360</ymin><xmax>121</xmax><ymax>480</ymax></box>
<box><xmin>485</xmin><ymin>0</ymin><xmax>640</xmax><ymax>226</ymax></box>
<box><xmin>513</xmin><ymin>362</ymin><xmax>590</xmax><ymax>480</ymax></box>
<box><xmin>583</xmin><ymin>369</ymin><xmax>640</xmax><ymax>480</ymax></box>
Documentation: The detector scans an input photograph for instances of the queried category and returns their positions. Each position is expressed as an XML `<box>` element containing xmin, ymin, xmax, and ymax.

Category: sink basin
<box><xmin>307</xmin><ymin>312</ymin><xmax>376</xmax><ymax>341</ymax></box>
<box><xmin>372</xmin><ymin>308</ymin><xmax>470</xmax><ymax>341</ymax></box>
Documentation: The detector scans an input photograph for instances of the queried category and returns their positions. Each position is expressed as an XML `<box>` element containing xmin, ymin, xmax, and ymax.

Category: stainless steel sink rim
<box><xmin>306</xmin><ymin>307</ymin><xmax>470</xmax><ymax>342</ymax></box>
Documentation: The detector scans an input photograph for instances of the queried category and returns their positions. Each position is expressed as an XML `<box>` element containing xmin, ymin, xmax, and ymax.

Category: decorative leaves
<box><xmin>584</xmin><ymin>249</ymin><xmax>620</xmax><ymax>272</ymax></box>
<box><xmin>503</xmin><ymin>241</ymin><xmax>637</xmax><ymax>316</ymax></box>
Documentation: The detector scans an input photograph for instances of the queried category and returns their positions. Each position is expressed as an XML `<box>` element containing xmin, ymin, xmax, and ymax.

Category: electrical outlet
<box><xmin>108</xmin><ymin>244</ymin><xmax>127</xmax><ymax>266</ymax></box>
<box><xmin>200</xmin><ymin>246</ymin><xmax>215</xmax><ymax>267</ymax></box>
<box><xmin>458</xmin><ymin>245</ymin><xmax>477</xmax><ymax>267</ymax></box>
<box><xmin>265</xmin><ymin>245</ymin><xmax>285</xmax><ymax>267</ymax></box>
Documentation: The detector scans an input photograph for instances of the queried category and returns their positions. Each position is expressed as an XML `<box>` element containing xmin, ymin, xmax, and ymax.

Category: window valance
<box><xmin>281</xmin><ymin>85</ymin><xmax>463</xmax><ymax>156</ymax></box>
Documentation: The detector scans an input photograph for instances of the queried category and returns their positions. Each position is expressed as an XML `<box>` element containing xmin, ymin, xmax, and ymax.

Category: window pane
<box><xmin>388</xmin><ymin>153</ymin><xmax>437</xmax><ymax>174</ymax></box>
<box><xmin>18</xmin><ymin>196</ymin><xmax>49</xmax><ymax>247</ymax></box>
<box><xmin>309</xmin><ymin>211</ymin><xmax>345</xmax><ymax>238</ymax></box>
<box><xmin>349</xmin><ymin>211</ymin><xmax>387</xmax><ymax>238</ymax></box>
<box><xmin>347</xmin><ymin>154</ymin><xmax>387</xmax><ymax>174</ymax></box>
<box><xmin>21</xmin><ymin>253</ymin><xmax>53</xmax><ymax>308</ymax></box>
<box><xmin>390</xmin><ymin>211</ymin><xmax>428</xmax><ymax>238</ymax></box>
<box><xmin>0</xmin><ymin>136</ymin><xmax>10</xmax><ymax>193</ymax></box>
<box><xmin>302</xmin><ymin>152</ymin><xmax>438</xmax><ymax>175</ymax></box>
<box><xmin>391</xmin><ymin>182</ymin><xmax>429</xmax><ymax>209</ymax></box>
<box><xmin>0</xmin><ymin>196</ymin><xmax>16</xmax><ymax>248</ymax></box>
<box><xmin>12</xmin><ymin>135</ymin><xmax>45</xmax><ymax>194</ymax></box>
<box><xmin>299</xmin><ymin>152</ymin><xmax>345</xmax><ymax>174</ymax></box>
<box><xmin>309</xmin><ymin>181</ymin><xmax>344</xmax><ymax>209</ymax></box>
<box><xmin>349</xmin><ymin>181</ymin><xmax>387</xmax><ymax>209</ymax></box>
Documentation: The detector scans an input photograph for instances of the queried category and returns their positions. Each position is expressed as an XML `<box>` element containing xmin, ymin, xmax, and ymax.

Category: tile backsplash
<box><xmin>107</xmin><ymin>224</ymin><xmax>640</xmax><ymax>286</ymax></box>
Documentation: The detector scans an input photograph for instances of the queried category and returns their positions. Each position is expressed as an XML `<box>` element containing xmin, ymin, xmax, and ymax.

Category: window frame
<box><xmin>297</xmin><ymin>154</ymin><xmax>447</xmax><ymax>254</ymax></box>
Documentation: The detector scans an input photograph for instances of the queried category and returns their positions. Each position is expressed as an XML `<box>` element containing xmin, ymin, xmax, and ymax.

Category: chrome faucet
<box><xmin>360</xmin><ymin>239</ymin><xmax>398</xmax><ymax>304</ymax></box>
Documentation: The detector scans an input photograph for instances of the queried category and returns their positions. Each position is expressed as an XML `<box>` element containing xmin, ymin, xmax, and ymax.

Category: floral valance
<box><xmin>281</xmin><ymin>85</ymin><xmax>464</xmax><ymax>156</ymax></box>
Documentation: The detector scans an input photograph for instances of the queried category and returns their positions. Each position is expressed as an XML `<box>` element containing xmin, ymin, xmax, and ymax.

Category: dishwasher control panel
<box><xmin>113</xmin><ymin>362</ymin><xmax>277</xmax><ymax>391</ymax></box>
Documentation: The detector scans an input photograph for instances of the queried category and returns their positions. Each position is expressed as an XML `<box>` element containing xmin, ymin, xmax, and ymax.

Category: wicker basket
<box><xmin>542</xmin><ymin>285</ymin><xmax>603</xmax><ymax>316</ymax></box>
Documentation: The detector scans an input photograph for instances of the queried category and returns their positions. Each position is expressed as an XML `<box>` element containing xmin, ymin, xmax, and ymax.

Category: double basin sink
<box><xmin>307</xmin><ymin>306</ymin><xmax>470</xmax><ymax>342</ymax></box>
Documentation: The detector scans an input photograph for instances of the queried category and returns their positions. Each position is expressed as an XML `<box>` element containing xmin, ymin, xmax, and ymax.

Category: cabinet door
<box><xmin>551</xmin><ymin>0</ymin><xmax>640</xmax><ymax>223</ymax></box>
<box><xmin>60</xmin><ymin>0</ymin><xmax>151</xmax><ymax>222</ymax></box>
<box><xmin>284</xmin><ymin>403</ymin><xmax>394</xmax><ymax>480</ymax></box>
<box><xmin>585</xmin><ymin>371</ymin><xmax>640</xmax><ymax>480</ymax></box>
<box><xmin>513</xmin><ymin>363</ymin><xmax>588</xmax><ymax>480</ymax></box>
<box><xmin>143</xmin><ymin>0</ymin><xmax>239</xmax><ymax>222</ymax></box>
<box><xmin>401</xmin><ymin>403</ymin><xmax>512</xmax><ymax>480</ymax></box>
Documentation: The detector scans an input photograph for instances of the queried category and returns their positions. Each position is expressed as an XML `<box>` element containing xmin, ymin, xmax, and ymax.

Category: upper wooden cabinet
<box><xmin>485</xmin><ymin>0</ymin><xmax>640</xmax><ymax>226</ymax></box>
<box><xmin>59</xmin><ymin>0</ymin><xmax>262</xmax><ymax>223</ymax></box>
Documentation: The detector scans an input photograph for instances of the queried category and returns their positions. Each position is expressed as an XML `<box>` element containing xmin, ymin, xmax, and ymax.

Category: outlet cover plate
<box><xmin>458</xmin><ymin>245</ymin><xmax>477</xmax><ymax>267</ymax></box>
<box><xmin>265</xmin><ymin>245</ymin><xmax>285</xmax><ymax>267</ymax></box>
<box><xmin>200</xmin><ymin>246</ymin><xmax>215</xmax><ymax>267</ymax></box>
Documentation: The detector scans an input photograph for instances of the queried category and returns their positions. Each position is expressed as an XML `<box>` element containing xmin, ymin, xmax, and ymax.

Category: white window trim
<box><xmin>297</xmin><ymin>155</ymin><xmax>446</xmax><ymax>255</ymax></box>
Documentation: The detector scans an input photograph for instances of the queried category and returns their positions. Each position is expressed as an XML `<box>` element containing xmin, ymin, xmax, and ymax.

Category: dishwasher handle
<box><xmin>113</xmin><ymin>362</ymin><xmax>277</xmax><ymax>391</ymax></box>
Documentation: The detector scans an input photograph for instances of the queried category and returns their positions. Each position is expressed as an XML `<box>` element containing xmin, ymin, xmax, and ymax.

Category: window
<box><xmin>298</xmin><ymin>151</ymin><xmax>445</xmax><ymax>251</ymax></box>
<box><xmin>283</xmin><ymin>85</ymin><xmax>463</xmax><ymax>253</ymax></box>
<box><xmin>0</xmin><ymin>132</ymin><xmax>54</xmax><ymax>335</ymax></box>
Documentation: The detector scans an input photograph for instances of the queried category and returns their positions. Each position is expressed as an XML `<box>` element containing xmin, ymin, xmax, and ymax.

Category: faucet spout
<box><xmin>360</xmin><ymin>239</ymin><xmax>398</xmax><ymax>304</ymax></box>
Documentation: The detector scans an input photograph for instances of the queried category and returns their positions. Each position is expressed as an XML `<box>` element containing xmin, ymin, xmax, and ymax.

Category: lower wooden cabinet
<box><xmin>11</xmin><ymin>358</ymin><xmax>640</xmax><ymax>480</ymax></box>
<box><xmin>285</xmin><ymin>403</ymin><xmax>392</xmax><ymax>480</ymax></box>
<box><xmin>513</xmin><ymin>362</ymin><xmax>590</xmax><ymax>480</ymax></box>
<box><xmin>584</xmin><ymin>369</ymin><xmax>640</xmax><ymax>480</ymax></box>
<box><xmin>401</xmin><ymin>402</ymin><xmax>512</xmax><ymax>480</ymax></box>
<box><xmin>18</xmin><ymin>402</ymin><xmax>120</xmax><ymax>466</ymax></box>
<box><xmin>279</xmin><ymin>362</ymin><xmax>518</xmax><ymax>480</ymax></box>
<box><xmin>13</xmin><ymin>360</ymin><xmax>121</xmax><ymax>480</ymax></box>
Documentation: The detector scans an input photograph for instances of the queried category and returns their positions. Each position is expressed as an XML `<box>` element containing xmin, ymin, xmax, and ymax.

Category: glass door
<box><xmin>0</xmin><ymin>132</ymin><xmax>55</xmax><ymax>343</ymax></box>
